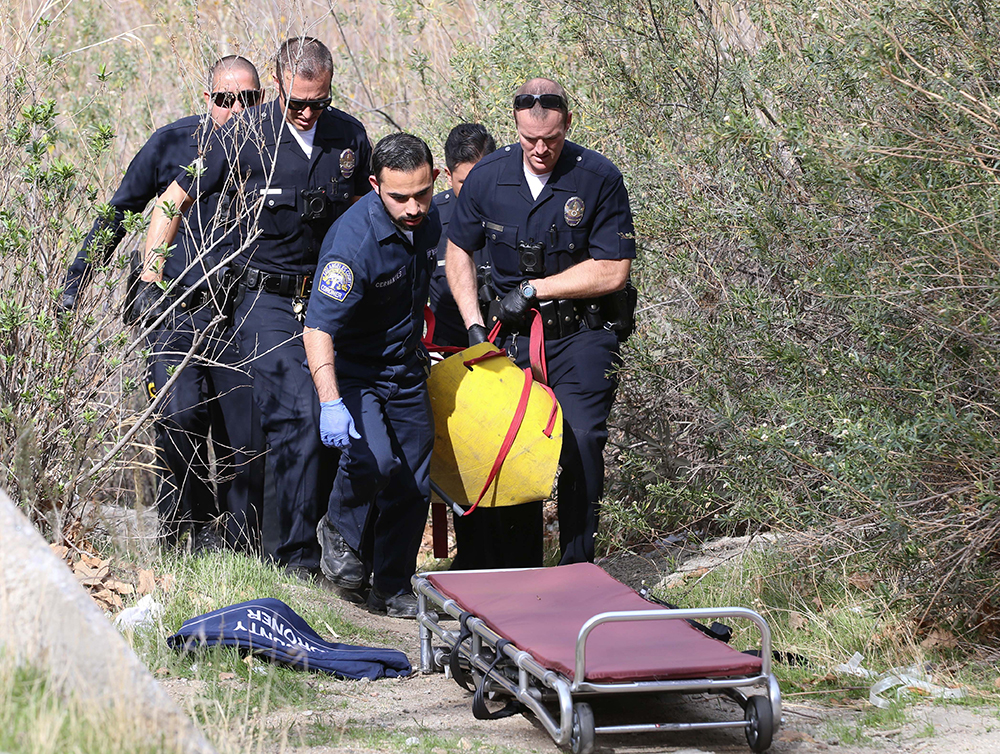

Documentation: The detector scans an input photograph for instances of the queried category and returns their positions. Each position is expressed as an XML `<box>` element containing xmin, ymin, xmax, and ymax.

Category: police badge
<box><xmin>564</xmin><ymin>196</ymin><xmax>585</xmax><ymax>227</ymax></box>
<box><xmin>340</xmin><ymin>149</ymin><xmax>356</xmax><ymax>179</ymax></box>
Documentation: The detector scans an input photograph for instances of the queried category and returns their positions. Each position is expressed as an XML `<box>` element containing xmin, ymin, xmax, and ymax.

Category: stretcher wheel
<box><xmin>744</xmin><ymin>695</ymin><xmax>773</xmax><ymax>752</ymax></box>
<box><xmin>570</xmin><ymin>702</ymin><xmax>595</xmax><ymax>754</ymax></box>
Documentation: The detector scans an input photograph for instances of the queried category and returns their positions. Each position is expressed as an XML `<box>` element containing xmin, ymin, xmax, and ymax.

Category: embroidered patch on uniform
<box><xmin>318</xmin><ymin>261</ymin><xmax>354</xmax><ymax>302</ymax></box>
<box><xmin>340</xmin><ymin>149</ymin><xmax>356</xmax><ymax>179</ymax></box>
<box><xmin>564</xmin><ymin>196</ymin><xmax>585</xmax><ymax>227</ymax></box>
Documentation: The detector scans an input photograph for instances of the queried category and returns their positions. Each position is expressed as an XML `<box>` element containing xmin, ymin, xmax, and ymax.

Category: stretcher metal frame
<box><xmin>413</xmin><ymin>568</ymin><xmax>782</xmax><ymax>753</ymax></box>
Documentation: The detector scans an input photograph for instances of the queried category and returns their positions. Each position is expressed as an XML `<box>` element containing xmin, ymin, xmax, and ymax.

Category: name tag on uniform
<box><xmin>259</xmin><ymin>188</ymin><xmax>283</xmax><ymax>195</ymax></box>
<box><xmin>485</xmin><ymin>222</ymin><xmax>504</xmax><ymax>232</ymax></box>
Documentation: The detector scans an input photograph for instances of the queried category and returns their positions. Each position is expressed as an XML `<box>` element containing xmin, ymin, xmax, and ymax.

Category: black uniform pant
<box><xmin>236</xmin><ymin>289</ymin><xmax>332</xmax><ymax>570</ymax></box>
<box><xmin>326</xmin><ymin>361</ymin><xmax>433</xmax><ymax>597</ymax></box>
<box><xmin>507</xmin><ymin>326</ymin><xmax>620</xmax><ymax>564</ymax></box>
<box><xmin>147</xmin><ymin>305</ymin><xmax>264</xmax><ymax>551</ymax></box>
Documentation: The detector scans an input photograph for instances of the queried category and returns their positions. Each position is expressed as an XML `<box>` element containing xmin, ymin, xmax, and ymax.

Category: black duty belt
<box><xmin>174</xmin><ymin>285</ymin><xmax>209</xmax><ymax>312</ymax></box>
<box><xmin>244</xmin><ymin>267</ymin><xmax>312</xmax><ymax>298</ymax></box>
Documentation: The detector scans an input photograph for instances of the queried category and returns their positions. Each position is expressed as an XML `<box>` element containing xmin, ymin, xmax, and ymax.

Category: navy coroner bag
<box><xmin>166</xmin><ymin>598</ymin><xmax>411</xmax><ymax>680</ymax></box>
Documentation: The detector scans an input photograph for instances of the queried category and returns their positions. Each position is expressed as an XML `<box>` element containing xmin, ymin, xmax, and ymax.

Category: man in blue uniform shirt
<box><xmin>446</xmin><ymin>77</ymin><xmax>636</xmax><ymax>565</ymax></box>
<box><xmin>426</xmin><ymin>123</ymin><xmax>495</xmax><ymax>348</ymax></box>
<box><xmin>59</xmin><ymin>56</ymin><xmax>265</xmax><ymax>553</ymax></box>
<box><xmin>144</xmin><ymin>37</ymin><xmax>372</xmax><ymax>577</ymax></box>
<box><xmin>304</xmin><ymin>133</ymin><xmax>439</xmax><ymax>618</ymax></box>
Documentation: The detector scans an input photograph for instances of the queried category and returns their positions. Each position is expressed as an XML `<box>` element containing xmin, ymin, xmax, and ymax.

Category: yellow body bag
<box><xmin>428</xmin><ymin>342</ymin><xmax>562</xmax><ymax>510</ymax></box>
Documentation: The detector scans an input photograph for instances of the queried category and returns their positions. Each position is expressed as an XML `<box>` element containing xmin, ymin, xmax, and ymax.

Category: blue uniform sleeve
<box><xmin>587</xmin><ymin>173</ymin><xmax>636</xmax><ymax>261</ymax></box>
<box><xmin>62</xmin><ymin>136</ymin><xmax>164</xmax><ymax>299</ymax></box>
<box><xmin>304</xmin><ymin>221</ymin><xmax>369</xmax><ymax>337</ymax></box>
<box><xmin>445</xmin><ymin>165</ymin><xmax>488</xmax><ymax>253</ymax></box>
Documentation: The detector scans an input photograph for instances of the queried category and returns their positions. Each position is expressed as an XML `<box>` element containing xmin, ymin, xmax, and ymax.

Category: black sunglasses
<box><xmin>285</xmin><ymin>95</ymin><xmax>333</xmax><ymax>112</ymax></box>
<box><xmin>513</xmin><ymin>93</ymin><xmax>568</xmax><ymax>112</ymax></box>
<box><xmin>277</xmin><ymin>79</ymin><xmax>332</xmax><ymax>113</ymax></box>
<box><xmin>211</xmin><ymin>90</ymin><xmax>263</xmax><ymax>109</ymax></box>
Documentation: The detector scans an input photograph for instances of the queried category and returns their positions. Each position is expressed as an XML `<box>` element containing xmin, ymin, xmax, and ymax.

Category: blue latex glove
<box><xmin>319</xmin><ymin>398</ymin><xmax>361</xmax><ymax>449</ymax></box>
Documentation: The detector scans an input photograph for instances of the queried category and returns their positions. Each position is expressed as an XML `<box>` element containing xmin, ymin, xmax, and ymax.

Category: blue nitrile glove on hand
<box><xmin>320</xmin><ymin>398</ymin><xmax>361</xmax><ymax>449</ymax></box>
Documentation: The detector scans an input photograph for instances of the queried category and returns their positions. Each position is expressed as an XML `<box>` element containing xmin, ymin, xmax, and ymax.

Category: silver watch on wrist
<box><xmin>520</xmin><ymin>281</ymin><xmax>537</xmax><ymax>299</ymax></box>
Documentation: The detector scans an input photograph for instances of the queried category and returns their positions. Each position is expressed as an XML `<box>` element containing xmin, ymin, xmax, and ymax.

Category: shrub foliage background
<box><xmin>1</xmin><ymin>0</ymin><xmax>997</xmax><ymax>634</ymax></box>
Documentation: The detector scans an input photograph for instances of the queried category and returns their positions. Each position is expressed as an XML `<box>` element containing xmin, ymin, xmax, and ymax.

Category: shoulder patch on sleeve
<box><xmin>317</xmin><ymin>261</ymin><xmax>354</xmax><ymax>302</ymax></box>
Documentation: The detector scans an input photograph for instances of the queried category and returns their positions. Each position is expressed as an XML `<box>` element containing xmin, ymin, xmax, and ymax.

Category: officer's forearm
<box><xmin>142</xmin><ymin>181</ymin><xmax>194</xmax><ymax>283</ymax></box>
<box><xmin>532</xmin><ymin>258</ymin><xmax>631</xmax><ymax>301</ymax></box>
<box><xmin>303</xmin><ymin>326</ymin><xmax>341</xmax><ymax>402</ymax></box>
<box><xmin>445</xmin><ymin>240</ymin><xmax>483</xmax><ymax>328</ymax></box>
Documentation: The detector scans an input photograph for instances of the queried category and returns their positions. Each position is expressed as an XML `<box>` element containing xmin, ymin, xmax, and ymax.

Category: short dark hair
<box><xmin>210</xmin><ymin>55</ymin><xmax>261</xmax><ymax>89</ymax></box>
<box><xmin>444</xmin><ymin>123</ymin><xmax>496</xmax><ymax>173</ymax></box>
<box><xmin>275</xmin><ymin>37</ymin><xmax>333</xmax><ymax>82</ymax></box>
<box><xmin>371</xmin><ymin>133</ymin><xmax>433</xmax><ymax>180</ymax></box>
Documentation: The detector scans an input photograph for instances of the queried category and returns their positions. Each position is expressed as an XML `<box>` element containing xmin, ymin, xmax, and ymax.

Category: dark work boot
<box><xmin>316</xmin><ymin>516</ymin><xmax>366</xmax><ymax>590</ymax></box>
<box><xmin>366</xmin><ymin>589</ymin><xmax>418</xmax><ymax>619</ymax></box>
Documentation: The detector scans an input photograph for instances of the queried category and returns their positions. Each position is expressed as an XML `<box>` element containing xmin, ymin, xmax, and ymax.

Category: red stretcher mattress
<box><xmin>427</xmin><ymin>563</ymin><xmax>763</xmax><ymax>683</ymax></box>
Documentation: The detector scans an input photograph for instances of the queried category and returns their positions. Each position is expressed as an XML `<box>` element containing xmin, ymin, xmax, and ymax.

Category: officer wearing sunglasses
<box><xmin>144</xmin><ymin>37</ymin><xmax>373</xmax><ymax>581</ymax></box>
<box><xmin>58</xmin><ymin>56</ymin><xmax>266</xmax><ymax>555</ymax></box>
<box><xmin>446</xmin><ymin>77</ymin><xmax>637</xmax><ymax>566</ymax></box>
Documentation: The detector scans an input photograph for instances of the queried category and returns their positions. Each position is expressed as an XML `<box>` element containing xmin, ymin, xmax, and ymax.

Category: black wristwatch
<box><xmin>519</xmin><ymin>281</ymin><xmax>537</xmax><ymax>299</ymax></box>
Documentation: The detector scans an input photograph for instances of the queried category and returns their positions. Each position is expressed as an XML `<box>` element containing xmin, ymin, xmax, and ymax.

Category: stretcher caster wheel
<box><xmin>744</xmin><ymin>695</ymin><xmax>773</xmax><ymax>752</ymax></box>
<box><xmin>570</xmin><ymin>702</ymin><xmax>595</xmax><ymax>754</ymax></box>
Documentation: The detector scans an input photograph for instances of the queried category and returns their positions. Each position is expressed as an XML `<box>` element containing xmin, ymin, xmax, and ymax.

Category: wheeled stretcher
<box><xmin>413</xmin><ymin>563</ymin><xmax>781</xmax><ymax>753</ymax></box>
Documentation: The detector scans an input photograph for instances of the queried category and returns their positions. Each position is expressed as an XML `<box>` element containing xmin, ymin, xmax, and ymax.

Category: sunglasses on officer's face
<box><xmin>211</xmin><ymin>90</ymin><xmax>263</xmax><ymax>109</ymax></box>
<box><xmin>277</xmin><ymin>79</ymin><xmax>332</xmax><ymax>113</ymax></box>
<box><xmin>285</xmin><ymin>95</ymin><xmax>333</xmax><ymax>112</ymax></box>
<box><xmin>513</xmin><ymin>93</ymin><xmax>568</xmax><ymax>112</ymax></box>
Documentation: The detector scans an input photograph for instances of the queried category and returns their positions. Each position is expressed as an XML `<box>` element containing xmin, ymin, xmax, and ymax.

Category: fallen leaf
<box><xmin>50</xmin><ymin>544</ymin><xmax>70</xmax><ymax>560</ymax></box>
<box><xmin>848</xmin><ymin>572</ymin><xmax>875</xmax><ymax>591</ymax></box>
<box><xmin>155</xmin><ymin>667</ymin><xmax>170</xmax><ymax>677</ymax></box>
<box><xmin>159</xmin><ymin>574</ymin><xmax>176</xmax><ymax>593</ymax></box>
<box><xmin>920</xmin><ymin>629</ymin><xmax>958</xmax><ymax>649</ymax></box>
<box><xmin>789</xmin><ymin>611</ymin><xmax>809</xmax><ymax>631</ymax></box>
<box><xmin>993</xmin><ymin>677</ymin><xmax>1000</xmax><ymax>690</ymax></box>
<box><xmin>107</xmin><ymin>580</ymin><xmax>135</xmax><ymax>595</ymax></box>
<box><xmin>138</xmin><ymin>570</ymin><xmax>156</xmax><ymax>595</ymax></box>
<box><xmin>80</xmin><ymin>553</ymin><xmax>106</xmax><ymax>569</ymax></box>
<box><xmin>219</xmin><ymin>672</ymin><xmax>236</xmax><ymax>681</ymax></box>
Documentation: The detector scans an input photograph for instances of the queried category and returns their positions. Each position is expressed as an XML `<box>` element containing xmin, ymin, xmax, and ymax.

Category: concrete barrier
<box><xmin>0</xmin><ymin>489</ymin><xmax>215</xmax><ymax>754</ymax></box>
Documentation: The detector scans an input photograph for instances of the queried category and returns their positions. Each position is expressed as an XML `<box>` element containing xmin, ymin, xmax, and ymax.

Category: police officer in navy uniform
<box><xmin>446</xmin><ymin>78</ymin><xmax>636</xmax><ymax>565</ymax></box>
<box><xmin>60</xmin><ymin>56</ymin><xmax>265</xmax><ymax>553</ymax></box>
<box><xmin>304</xmin><ymin>133</ymin><xmax>439</xmax><ymax>618</ymax></box>
<box><xmin>144</xmin><ymin>37</ymin><xmax>372</xmax><ymax>577</ymax></box>
<box><xmin>426</xmin><ymin>124</ymin><xmax>495</xmax><ymax>348</ymax></box>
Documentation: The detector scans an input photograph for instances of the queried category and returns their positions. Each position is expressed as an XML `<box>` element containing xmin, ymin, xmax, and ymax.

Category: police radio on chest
<box><xmin>517</xmin><ymin>239</ymin><xmax>546</xmax><ymax>277</ymax></box>
<box><xmin>300</xmin><ymin>187</ymin><xmax>331</xmax><ymax>222</ymax></box>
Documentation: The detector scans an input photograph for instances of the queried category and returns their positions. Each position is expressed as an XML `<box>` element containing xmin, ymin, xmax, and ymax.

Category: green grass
<box><xmin>651</xmin><ymin>542</ymin><xmax>996</xmax><ymax>707</ymax></box>
<box><xmin>0</xmin><ymin>653</ymin><xmax>174</xmax><ymax>754</ymax></box>
<box><xmin>115</xmin><ymin>548</ymin><xmax>395</xmax><ymax>752</ymax></box>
